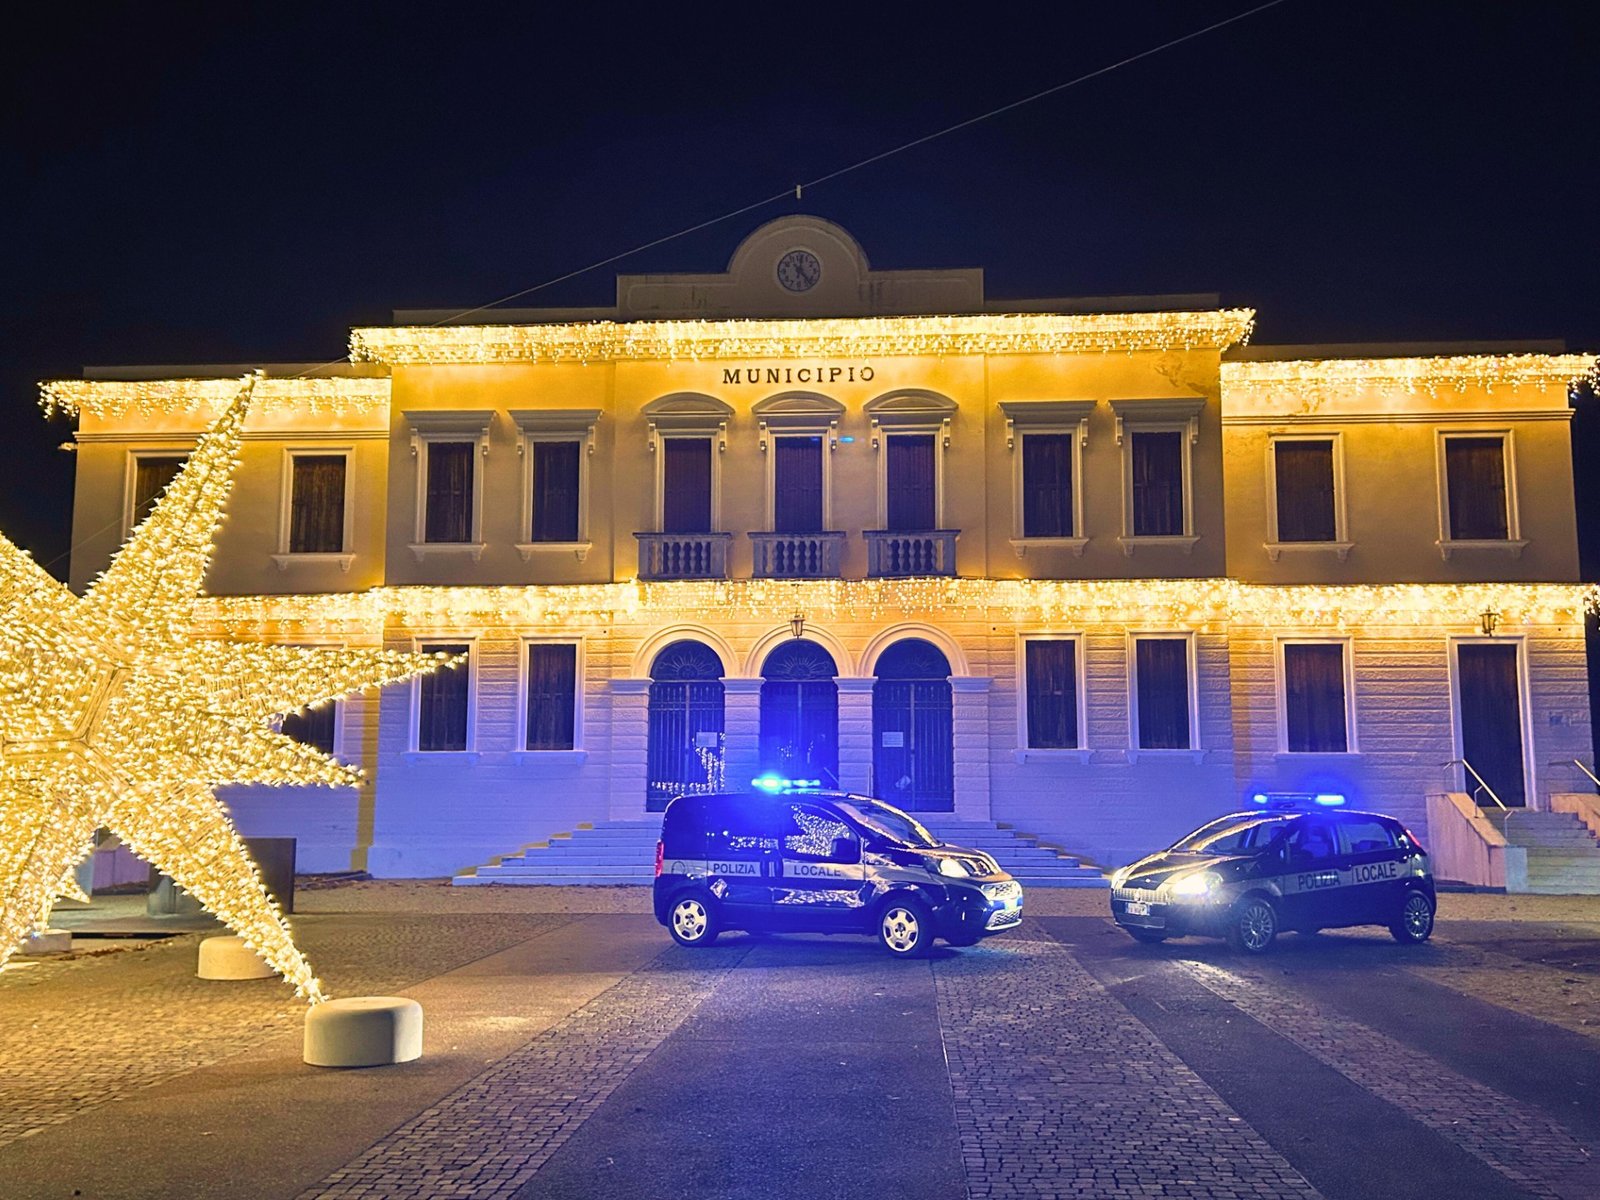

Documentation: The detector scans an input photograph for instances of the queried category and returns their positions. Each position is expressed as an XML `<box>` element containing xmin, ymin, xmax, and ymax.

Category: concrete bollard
<box><xmin>20</xmin><ymin>929</ymin><xmax>71</xmax><ymax>955</ymax></box>
<box><xmin>197</xmin><ymin>934</ymin><xmax>276</xmax><ymax>980</ymax></box>
<box><xmin>304</xmin><ymin>997</ymin><xmax>424</xmax><ymax>1068</ymax></box>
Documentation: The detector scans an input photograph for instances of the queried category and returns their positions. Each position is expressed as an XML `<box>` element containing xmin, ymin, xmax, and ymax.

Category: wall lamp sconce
<box><xmin>789</xmin><ymin>611</ymin><xmax>807</xmax><ymax>640</ymax></box>
<box><xmin>1480</xmin><ymin>608</ymin><xmax>1501</xmax><ymax>636</ymax></box>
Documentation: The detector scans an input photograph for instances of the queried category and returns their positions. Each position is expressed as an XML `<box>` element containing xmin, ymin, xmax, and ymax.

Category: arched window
<box><xmin>647</xmin><ymin>640</ymin><xmax>725</xmax><ymax>811</ymax></box>
<box><xmin>759</xmin><ymin>640</ymin><xmax>839</xmax><ymax>785</ymax></box>
<box><xmin>872</xmin><ymin>638</ymin><xmax>953</xmax><ymax>811</ymax></box>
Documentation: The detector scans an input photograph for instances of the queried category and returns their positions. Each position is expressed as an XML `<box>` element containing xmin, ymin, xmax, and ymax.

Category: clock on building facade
<box><xmin>776</xmin><ymin>248</ymin><xmax>822</xmax><ymax>292</ymax></box>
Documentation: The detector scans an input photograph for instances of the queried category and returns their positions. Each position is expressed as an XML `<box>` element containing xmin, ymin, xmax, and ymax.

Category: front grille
<box><xmin>1113</xmin><ymin>886</ymin><xmax>1162</xmax><ymax>902</ymax></box>
<box><xmin>986</xmin><ymin>907</ymin><xmax>1023</xmax><ymax>930</ymax></box>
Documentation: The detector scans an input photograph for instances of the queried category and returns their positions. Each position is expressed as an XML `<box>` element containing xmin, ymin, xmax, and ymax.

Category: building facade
<box><xmin>47</xmin><ymin>216</ymin><xmax>1597</xmax><ymax>877</ymax></box>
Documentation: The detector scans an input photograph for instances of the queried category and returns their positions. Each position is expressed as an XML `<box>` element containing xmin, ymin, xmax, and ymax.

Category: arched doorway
<box><xmin>872</xmin><ymin>638</ymin><xmax>954</xmax><ymax>811</ymax></box>
<box><xmin>759</xmin><ymin>640</ymin><xmax>839</xmax><ymax>786</ymax></box>
<box><xmin>647</xmin><ymin>640</ymin><xmax>725</xmax><ymax>811</ymax></box>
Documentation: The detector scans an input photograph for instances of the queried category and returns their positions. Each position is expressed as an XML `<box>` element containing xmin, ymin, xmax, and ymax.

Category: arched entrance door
<box><xmin>759</xmin><ymin>640</ymin><xmax>839</xmax><ymax>786</ymax></box>
<box><xmin>647</xmin><ymin>640</ymin><xmax>725</xmax><ymax>811</ymax></box>
<box><xmin>872</xmin><ymin>638</ymin><xmax>954</xmax><ymax>811</ymax></box>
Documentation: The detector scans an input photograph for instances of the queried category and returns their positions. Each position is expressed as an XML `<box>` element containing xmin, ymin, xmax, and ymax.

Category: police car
<box><xmin>1109</xmin><ymin>797</ymin><xmax>1435</xmax><ymax>953</ymax></box>
<box><xmin>652</xmin><ymin>780</ymin><xmax>1024</xmax><ymax>957</ymax></box>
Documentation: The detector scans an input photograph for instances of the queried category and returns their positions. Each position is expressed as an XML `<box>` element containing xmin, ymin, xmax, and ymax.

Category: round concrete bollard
<box><xmin>304</xmin><ymin>997</ymin><xmax>423</xmax><ymax>1068</ymax></box>
<box><xmin>197</xmin><ymin>935</ymin><xmax>276</xmax><ymax>980</ymax></box>
<box><xmin>20</xmin><ymin>929</ymin><xmax>71</xmax><ymax>955</ymax></box>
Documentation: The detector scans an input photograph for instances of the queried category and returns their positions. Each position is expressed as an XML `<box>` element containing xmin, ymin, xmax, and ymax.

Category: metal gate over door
<box><xmin>872</xmin><ymin>638</ymin><xmax>954</xmax><ymax>811</ymax></box>
<box><xmin>759</xmin><ymin>640</ymin><xmax>839</xmax><ymax>785</ymax></box>
<box><xmin>647</xmin><ymin>640</ymin><xmax>725</xmax><ymax>812</ymax></box>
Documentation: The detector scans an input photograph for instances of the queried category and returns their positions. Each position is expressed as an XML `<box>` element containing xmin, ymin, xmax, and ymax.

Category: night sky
<box><xmin>4</xmin><ymin>2</ymin><xmax>1597</xmax><ymax>580</ymax></box>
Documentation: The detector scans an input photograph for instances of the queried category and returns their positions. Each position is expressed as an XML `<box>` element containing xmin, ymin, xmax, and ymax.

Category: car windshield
<box><xmin>834</xmin><ymin>798</ymin><xmax>939</xmax><ymax>848</ymax></box>
<box><xmin>1169</xmin><ymin>815</ymin><xmax>1289</xmax><ymax>856</ymax></box>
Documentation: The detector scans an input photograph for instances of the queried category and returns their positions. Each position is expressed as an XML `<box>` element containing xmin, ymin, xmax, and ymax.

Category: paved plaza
<box><xmin>3</xmin><ymin>885</ymin><xmax>1599</xmax><ymax>1200</ymax></box>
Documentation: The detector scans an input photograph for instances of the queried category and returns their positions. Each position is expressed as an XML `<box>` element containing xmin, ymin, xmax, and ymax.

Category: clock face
<box><xmin>776</xmin><ymin>249</ymin><xmax>822</xmax><ymax>293</ymax></box>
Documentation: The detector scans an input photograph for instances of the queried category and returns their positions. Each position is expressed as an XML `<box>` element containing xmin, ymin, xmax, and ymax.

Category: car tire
<box><xmin>1389</xmin><ymin>890</ymin><xmax>1435</xmax><ymax>944</ymax></box>
<box><xmin>878</xmin><ymin>897</ymin><xmax>934</xmax><ymax>958</ymax></box>
<box><xmin>1226</xmin><ymin>896</ymin><xmax>1279</xmax><ymax>954</ymax></box>
<box><xmin>667</xmin><ymin>894</ymin><xmax>720</xmax><ymax>948</ymax></box>
<box><xmin>1127</xmin><ymin>929</ymin><xmax>1168</xmax><ymax>944</ymax></box>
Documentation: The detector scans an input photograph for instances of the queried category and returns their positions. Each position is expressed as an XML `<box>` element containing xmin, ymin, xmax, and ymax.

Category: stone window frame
<box><xmin>509</xmin><ymin>409</ymin><xmax>599</xmax><ymax>563</ymax></box>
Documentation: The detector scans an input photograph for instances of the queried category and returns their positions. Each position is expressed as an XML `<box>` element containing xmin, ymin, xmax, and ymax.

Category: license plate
<box><xmin>1125</xmin><ymin>901</ymin><xmax>1152</xmax><ymax>917</ymax></box>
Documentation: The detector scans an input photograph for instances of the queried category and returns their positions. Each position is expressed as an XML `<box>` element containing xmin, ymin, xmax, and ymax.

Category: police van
<box><xmin>652</xmin><ymin>784</ymin><xmax>1024</xmax><ymax>957</ymax></box>
<box><xmin>1109</xmin><ymin>800</ymin><xmax>1435</xmax><ymax>954</ymax></box>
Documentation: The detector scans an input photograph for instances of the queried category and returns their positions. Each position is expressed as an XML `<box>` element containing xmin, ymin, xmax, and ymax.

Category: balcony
<box><xmin>864</xmin><ymin>530</ymin><xmax>959</xmax><ymax>578</ymax></box>
<box><xmin>750</xmin><ymin>531</ymin><xmax>847</xmax><ymax>579</ymax></box>
<box><xmin>634</xmin><ymin>532</ymin><xmax>733</xmax><ymax>581</ymax></box>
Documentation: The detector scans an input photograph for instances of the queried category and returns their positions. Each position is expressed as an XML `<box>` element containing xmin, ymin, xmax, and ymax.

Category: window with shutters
<box><xmin>1110</xmin><ymin>399</ymin><xmax>1203</xmax><ymax>555</ymax></box>
<box><xmin>1267</xmin><ymin>436</ymin><xmax>1351</xmax><ymax>561</ymax></box>
<box><xmin>1130</xmin><ymin>431</ymin><xmax>1185</xmax><ymax>536</ymax></box>
<box><xmin>404</xmin><ymin>411</ymin><xmax>492</xmax><ymax>561</ymax></box>
<box><xmin>1021</xmin><ymin>637</ymin><xmax>1083</xmax><ymax>751</ymax></box>
<box><xmin>1279</xmin><ymin>640</ymin><xmax>1354</xmax><ymax>754</ymax></box>
<box><xmin>127</xmin><ymin>453</ymin><xmax>186</xmax><ymax>532</ymax></box>
<box><xmin>413</xmin><ymin>640</ymin><xmax>473</xmax><ymax>753</ymax></box>
<box><xmin>885</xmin><ymin>433</ymin><xmax>937</xmax><ymax>530</ymax></box>
<box><xmin>1130</xmin><ymin>634</ymin><xmax>1196</xmax><ymax>752</ymax></box>
<box><xmin>511</xmin><ymin>410</ymin><xmax>598</xmax><ymax>562</ymax></box>
<box><xmin>660</xmin><ymin>436</ymin><xmax>715</xmax><ymax>533</ymax></box>
<box><xmin>529</xmin><ymin>440</ymin><xmax>582</xmax><ymax>543</ymax></box>
<box><xmin>773</xmin><ymin>435</ymin><xmax>825</xmax><ymax>533</ymax></box>
<box><xmin>1440</xmin><ymin>433</ymin><xmax>1519</xmax><ymax>547</ymax></box>
<box><xmin>1021</xmin><ymin>434</ymin><xmax>1075</xmax><ymax>538</ymax></box>
<box><xmin>272</xmin><ymin>451</ymin><xmax>354</xmax><ymax>568</ymax></box>
<box><xmin>521</xmin><ymin>641</ymin><xmax>580</xmax><ymax>752</ymax></box>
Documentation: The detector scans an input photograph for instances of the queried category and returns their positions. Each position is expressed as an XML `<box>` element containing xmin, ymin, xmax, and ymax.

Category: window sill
<box><xmin>1438</xmin><ymin>538</ymin><xmax>1528</xmax><ymax>561</ymax></box>
<box><xmin>400</xmin><ymin>750</ymin><xmax>481</xmax><ymax>764</ymax></box>
<box><xmin>408</xmin><ymin>542</ymin><xmax>486</xmax><ymax>563</ymax></box>
<box><xmin>1117</xmin><ymin>535</ymin><xmax>1200</xmax><ymax>557</ymax></box>
<box><xmin>1126</xmin><ymin>748</ymin><xmax>1205</xmax><ymax>764</ymax></box>
<box><xmin>270</xmin><ymin>552</ymin><xmax>355</xmax><ymax>572</ymax></box>
<box><xmin>1010</xmin><ymin>536</ymin><xmax>1089</xmax><ymax>559</ymax></box>
<box><xmin>509</xmin><ymin>749</ymin><xmax>589</xmax><ymax>765</ymax></box>
<box><xmin>516</xmin><ymin>541</ymin><xmax>592</xmax><ymax>563</ymax></box>
<box><xmin>1014</xmin><ymin>748</ymin><xmax>1093</xmax><ymax>764</ymax></box>
<box><xmin>1274</xmin><ymin>750</ymin><xmax>1361</xmax><ymax>758</ymax></box>
<box><xmin>1264</xmin><ymin>541</ymin><xmax>1354</xmax><ymax>563</ymax></box>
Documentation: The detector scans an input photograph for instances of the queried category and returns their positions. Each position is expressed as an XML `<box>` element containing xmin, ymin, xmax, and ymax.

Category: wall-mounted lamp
<box><xmin>789</xmin><ymin>611</ymin><xmax>807</xmax><ymax>640</ymax></box>
<box><xmin>1480</xmin><ymin>608</ymin><xmax>1501</xmax><ymax>636</ymax></box>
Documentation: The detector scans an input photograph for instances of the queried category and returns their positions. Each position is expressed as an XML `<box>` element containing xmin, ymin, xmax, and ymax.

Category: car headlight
<box><xmin>1110</xmin><ymin>866</ymin><xmax>1131</xmax><ymax>890</ymax></box>
<box><xmin>935</xmin><ymin>856</ymin><xmax>971</xmax><ymax>879</ymax></box>
<box><xmin>1170</xmin><ymin>870</ymin><xmax>1222</xmax><ymax>898</ymax></box>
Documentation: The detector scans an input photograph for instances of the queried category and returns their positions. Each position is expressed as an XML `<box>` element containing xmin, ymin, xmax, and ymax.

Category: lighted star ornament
<box><xmin>0</xmin><ymin>381</ymin><xmax>444</xmax><ymax>1002</ymax></box>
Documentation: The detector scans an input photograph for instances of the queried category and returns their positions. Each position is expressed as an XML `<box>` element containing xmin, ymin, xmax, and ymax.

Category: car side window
<box><xmin>1288</xmin><ymin>820</ymin><xmax>1338</xmax><ymax>864</ymax></box>
<box><xmin>705</xmin><ymin>798</ymin><xmax>777</xmax><ymax>858</ymax></box>
<box><xmin>1337</xmin><ymin>818</ymin><xmax>1397</xmax><ymax>855</ymax></box>
<box><xmin>780</xmin><ymin>804</ymin><xmax>860</xmax><ymax>864</ymax></box>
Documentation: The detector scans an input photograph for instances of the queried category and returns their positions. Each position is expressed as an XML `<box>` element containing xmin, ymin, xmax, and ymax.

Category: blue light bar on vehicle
<box><xmin>1250</xmin><ymin>791</ymin><xmax>1347</xmax><ymax>810</ymax></box>
<box><xmin>751</xmin><ymin>774</ymin><xmax>822</xmax><ymax>793</ymax></box>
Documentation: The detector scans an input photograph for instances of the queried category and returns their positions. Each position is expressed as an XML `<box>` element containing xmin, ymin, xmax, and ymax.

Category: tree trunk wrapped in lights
<box><xmin>0</xmin><ymin>379</ymin><xmax>449</xmax><ymax>1003</ymax></box>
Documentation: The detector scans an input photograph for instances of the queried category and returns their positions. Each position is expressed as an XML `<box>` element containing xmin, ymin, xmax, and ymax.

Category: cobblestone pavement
<box><xmin>1176</xmin><ymin>956</ymin><xmax>1600</xmax><ymax>1199</ymax></box>
<box><xmin>0</xmin><ymin>912</ymin><xmax>569</xmax><ymax>1148</ymax></box>
<box><xmin>933</xmin><ymin>930</ymin><xmax>1324</xmax><ymax>1200</ymax></box>
<box><xmin>300</xmin><ymin>943</ymin><xmax>749</xmax><ymax>1200</ymax></box>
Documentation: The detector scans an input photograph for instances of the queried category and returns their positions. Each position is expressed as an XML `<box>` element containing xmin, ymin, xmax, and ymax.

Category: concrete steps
<box><xmin>454</xmin><ymin>816</ymin><xmax>1110</xmax><ymax>889</ymax></box>
<box><xmin>1484</xmin><ymin>809</ymin><xmax>1600</xmax><ymax>895</ymax></box>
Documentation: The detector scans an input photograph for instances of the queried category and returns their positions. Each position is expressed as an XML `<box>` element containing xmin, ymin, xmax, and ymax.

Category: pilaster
<box><xmin>950</xmin><ymin>675</ymin><xmax>992</xmax><ymax>821</ymax></box>
<box><xmin>608</xmin><ymin>677</ymin><xmax>650</xmax><ymax>819</ymax></box>
<box><xmin>721</xmin><ymin>678</ymin><xmax>764</xmax><ymax>794</ymax></box>
<box><xmin>835</xmin><ymin>676</ymin><xmax>876</xmax><ymax>794</ymax></box>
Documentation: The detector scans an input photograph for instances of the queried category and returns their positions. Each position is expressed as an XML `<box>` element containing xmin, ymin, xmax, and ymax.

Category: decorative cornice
<box><xmin>41</xmin><ymin>376</ymin><xmax>391</xmax><ymax>420</ymax></box>
<box><xmin>349</xmin><ymin>310</ymin><xmax>1256</xmax><ymax>366</ymax></box>
<box><xmin>1222</xmin><ymin>354</ymin><xmax>1597</xmax><ymax>400</ymax></box>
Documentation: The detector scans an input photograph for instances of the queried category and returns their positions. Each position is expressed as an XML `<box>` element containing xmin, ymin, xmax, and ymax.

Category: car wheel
<box><xmin>1389</xmin><ymin>890</ymin><xmax>1435</xmax><ymax>944</ymax></box>
<box><xmin>878</xmin><ymin>898</ymin><xmax>934</xmax><ymax>958</ymax></box>
<box><xmin>668</xmin><ymin>894</ymin><xmax>719</xmax><ymax>947</ymax></box>
<box><xmin>1127</xmin><ymin>928</ymin><xmax>1168</xmax><ymax>944</ymax></box>
<box><xmin>1226</xmin><ymin>896</ymin><xmax>1278</xmax><ymax>954</ymax></box>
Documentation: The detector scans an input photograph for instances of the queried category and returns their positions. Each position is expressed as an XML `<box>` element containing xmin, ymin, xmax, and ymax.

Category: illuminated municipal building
<box><xmin>46</xmin><ymin>217</ymin><xmax>1597</xmax><ymax>880</ymax></box>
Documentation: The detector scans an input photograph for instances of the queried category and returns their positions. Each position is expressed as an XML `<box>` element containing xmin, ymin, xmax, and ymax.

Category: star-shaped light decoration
<box><xmin>0</xmin><ymin>380</ymin><xmax>446</xmax><ymax>1001</ymax></box>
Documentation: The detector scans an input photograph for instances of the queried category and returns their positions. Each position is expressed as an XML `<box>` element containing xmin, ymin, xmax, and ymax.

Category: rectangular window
<box><xmin>662</xmin><ymin>437</ymin><xmax>713</xmax><ymax>533</ymax></box>
<box><xmin>1273</xmin><ymin>439</ymin><xmax>1337</xmax><ymax>543</ymax></box>
<box><xmin>1024</xmin><ymin>639</ymin><xmax>1079</xmax><ymax>749</ymax></box>
<box><xmin>1444</xmin><ymin>436</ymin><xmax>1509</xmax><ymax>540</ymax></box>
<box><xmin>417</xmin><ymin>642</ymin><xmax>470</xmax><ymax>752</ymax></box>
<box><xmin>530</xmin><ymin>440</ymin><xmax>581</xmax><ymax>543</ymax></box>
<box><xmin>279</xmin><ymin>702</ymin><xmax>337</xmax><ymax>755</ymax></box>
<box><xmin>1134</xmin><ymin>637</ymin><xmax>1190</xmax><ymax>750</ymax></box>
<box><xmin>288</xmin><ymin>455</ymin><xmax>347</xmax><ymax>553</ymax></box>
<box><xmin>1130</xmin><ymin>431</ymin><xmax>1184</xmax><ymax>536</ymax></box>
<box><xmin>774</xmin><ymin>436</ymin><xmax>824</xmax><ymax>533</ymax></box>
<box><xmin>1022</xmin><ymin>433</ymin><xmax>1074</xmax><ymax>538</ymax></box>
<box><xmin>424</xmin><ymin>442</ymin><xmax>475</xmax><ymax>543</ymax></box>
<box><xmin>1282</xmin><ymin>643</ymin><xmax>1349</xmax><ymax>753</ymax></box>
<box><xmin>132</xmin><ymin>456</ymin><xmax>185</xmax><ymax>526</ymax></box>
<box><xmin>525</xmin><ymin>643</ymin><xmax>578</xmax><ymax>751</ymax></box>
<box><xmin>886</xmin><ymin>434</ymin><xmax>936</xmax><ymax>530</ymax></box>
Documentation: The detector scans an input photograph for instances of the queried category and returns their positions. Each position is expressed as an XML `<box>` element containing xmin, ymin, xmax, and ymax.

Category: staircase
<box><xmin>454</xmin><ymin>821</ymin><xmax>661</xmax><ymax>886</ymax></box>
<box><xmin>1484</xmin><ymin>809</ymin><xmax>1600</xmax><ymax>894</ymax></box>
<box><xmin>918</xmin><ymin>819</ymin><xmax>1107</xmax><ymax>889</ymax></box>
<box><xmin>453</xmin><ymin>817</ymin><xmax>1108</xmax><ymax>889</ymax></box>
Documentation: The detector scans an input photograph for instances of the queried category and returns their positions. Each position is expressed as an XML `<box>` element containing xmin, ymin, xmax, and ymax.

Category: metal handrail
<box><xmin>1442</xmin><ymin>758</ymin><xmax>1508</xmax><ymax>811</ymax></box>
<box><xmin>1573</xmin><ymin>759</ymin><xmax>1600</xmax><ymax>792</ymax></box>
